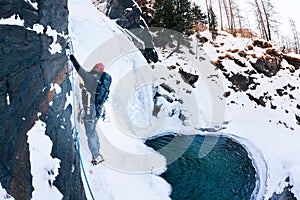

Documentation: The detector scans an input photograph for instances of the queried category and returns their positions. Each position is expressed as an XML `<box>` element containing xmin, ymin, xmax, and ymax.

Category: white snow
<box><xmin>50</xmin><ymin>83</ymin><xmax>62</xmax><ymax>94</ymax></box>
<box><xmin>200</xmin><ymin>33</ymin><xmax>300</xmax><ymax>199</ymax></box>
<box><xmin>64</xmin><ymin>90</ymin><xmax>73</xmax><ymax>110</ymax></box>
<box><xmin>0</xmin><ymin>14</ymin><xmax>24</xmax><ymax>26</ymax></box>
<box><xmin>30</xmin><ymin>24</ymin><xmax>44</xmax><ymax>34</ymax></box>
<box><xmin>0</xmin><ymin>183</ymin><xmax>15</xmax><ymax>199</ymax></box>
<box><xmin>26</xmin><ymin>114</ymin><xmax>63</xmax><ymax>200</ymax></box>
<box><xmin>6</xmin><ymin>93</ymin><xmax>10</xmax><ymax>106</ymax></box>
<box><xmin>46</xmin><ymin>26</ymin><xmax>63</xmax><ymax>54</ymax></box>
<box><xmin>53</xmin><ymin>83</ymin><xmax>62</xmax><ymax>94</ymax></box>
<box><xmin>24</xmin><ymin>0</ymin><xmax>38</xmax><ymax>10</ymax></box>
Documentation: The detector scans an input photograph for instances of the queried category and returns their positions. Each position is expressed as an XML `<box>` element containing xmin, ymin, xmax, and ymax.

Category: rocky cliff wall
<box><xmin>93</xmin><ymin>0</ymin><xmax>159</xmax><ymax>63</ymax></box>
<box><xmin>0</xmin><ymin>0</ymin><xmax>86</xmax><ymax>199</ymax></box>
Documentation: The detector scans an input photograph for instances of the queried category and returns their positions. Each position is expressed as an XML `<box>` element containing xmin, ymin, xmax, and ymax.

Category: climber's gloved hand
<box><xmin>70</xmin><ymin>54</ymin><xmax>75</xmax><ymax>62</ymax></box>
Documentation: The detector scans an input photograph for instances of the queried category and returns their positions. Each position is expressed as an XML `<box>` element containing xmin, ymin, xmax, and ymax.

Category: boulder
<box><xmin>106</xmin><ymin>0</ymin><xmax>158</xmax><ymax>63</ymax></box>
<box><xmin>250</xmin><ymin>56</ymin><xmax>282</xmax><ymax>77</ymax></box>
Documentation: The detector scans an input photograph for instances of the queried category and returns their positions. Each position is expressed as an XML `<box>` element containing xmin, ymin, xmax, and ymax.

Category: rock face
<box><xmin>0</xmin><ymin>0</ymin><xmax>86</xmax><ymax>199</ymax></box>
<box><xmin>250</xmin><ymin>56</ymin><xmax>282</xmax><ymax>77</ymax></box>
<box><xmin>95</xmin><ymin>0</ymin><xmax>158</xmax><ymax>63</ymax></box>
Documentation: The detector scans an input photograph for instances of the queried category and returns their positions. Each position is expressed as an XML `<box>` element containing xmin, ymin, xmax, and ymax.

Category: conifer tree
<box><xmin>208</xmin><ymin>6</ymin><xmax>218</xmax><ymax>39</ymax></box>
<box><xmin>193</xmin><ymin>4</ymin><xmax>208</xmax><ymax>26</ymax></box>
<box><xmin>151</xmin><ymin>0</ymin><xmax>194</xmax><ymax>49</ymax></box>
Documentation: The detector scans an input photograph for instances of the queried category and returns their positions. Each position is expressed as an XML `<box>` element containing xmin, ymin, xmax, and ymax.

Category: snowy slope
<box><xmin>181</xmin><ymin>31</ymin><xmax>300</xmax><ymax>199</ymax></box>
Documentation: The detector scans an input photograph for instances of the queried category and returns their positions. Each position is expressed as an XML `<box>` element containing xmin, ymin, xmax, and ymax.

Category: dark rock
<box><xmin>198</xmin><ymin>36</ymin><xmax>208</xmax><ymax>43</ymax></box>
<box><xmin>287</xmin><ymin>84</ymin><xmax>296</xmax><ymax>91</ymax></box>
<box><xmin>297</xmin><ymin>104</ymin><xmax>300</xmax><ymax>109</ymax></box>
<box><xmin>106</xmin><ymin>0</ymin><xmax>158</xmax><ymax>63</ymax></box>
<box><xmin>0</xmin><ymin>0</ymin><xmax>85</xmax><ymax>199</ymax></box>
<box><xmin>252</xmin><ymin>40</ymin><xmax>272</xmax><ymax>48</ymax></box>
<box><xmin>135</xmin><ymin>0</ymin><xmax>155</xmax><ymax>24</ymax></box>
<box><xmin>223</xmin><ymin>91</ymin><xmax>231</xmax><ymax>98</ymax></box>
<box><xmin>289</xmin><ymin>94</ymin><xmax>295</xmax><ymax>99</ymax></box>
<box><xmin>227</xmin><ymin>73</ymin><xmax>257</xmax><ymax>92</ymax></box>
<box><xmin>265</xmin><ymin>48</ymin><xmax>281</xmax><ymax>57</ymax></box>
<box><xmin>269</xmin><ymin>185</ymin><xmax>297</xmax><ymax>200</ymax></box>
<box><xmin>238</xmin><ymin>50</ymin><xmax>247</xmax><ymax>57</ymax></box>
<box><xmin>296</xmin><ymin>114</ymin><xmax>300</xmax><ymax>125</ymax></box>
<box><xmin>160</xmin><ymin>83</ymin><xmax>175</xmax><ymax>93</ymax></box>
<box><xmin>234</xmin><ymin>58</ymin><xmax>247</xmax><ymax>67</ymax></box>
<box><xmin>37</xmin><ymin>0</ymin><xmax>69</xmax><ymax>33</ymax></box>
<box><xmin>246</xmin><ymin>93</ymin><xmax>266</xmax><ymax>107</ymax></box>
<box><xmin>276</xmin><ymin>89</ymin><xmax>288</xmax><ymax>97</ymax></box>
<box><xmin>178</xmin><ymin>67</ymin><xmax>199</xmax><ymax>88</ymax></box>
<box><xmin>270</xmin><ymin>102</ymin><xmax>277</xmax><ymax>109</ymax></box>
<box><xmin>167</xmin><ymin>65</ymin><xmax>176</xmax><ymax>70</ymax></box>
<box><xmin>244</xmin><ymin>69</ymin><xmax>257</xmax><ymax>75</ymax></box>
<box><xmin>153</xmin><ymin>86</ymin><xmax>173</xmax><ymax>103</ymax></box>
<box><xmin>152</xmin><ymin>104</ymin><xmax>162</xmax><ymax>117</ymax></box>
<box><xmin>214</xmin><ymin>61</ymin><xmax>226</xmax><ymax>72</ymax></box>
<box><xmin>178</xmin><ymin>111</ymin><xmax>187</xmax><ymax>123</ymax></box>
<box><xmin>250</xmin><ymin>56</ymin><xmax>282</xmax><ymax>77</ymax></box>
<box><xmin>283</xmin><ymin>54</ymin><xmax>300</xmax><ymax>70</ymax></box>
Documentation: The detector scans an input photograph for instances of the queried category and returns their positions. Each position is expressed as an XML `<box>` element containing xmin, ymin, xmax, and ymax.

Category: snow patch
<box><xmin>0</xmin><ymin>14</ymin><xmax>24</xmax><ymax>26</ymax></box>
<box><xmin>24</xmin><ymin>0</ymin><xmax>38</xmax><ymax>10</ymax></box>
<box><xmin>64</xmin><ymin>90</ymin><xmax>73</xmax><ymax>110</ymax></box>
<box><xmin>6</xmin><ymin>93</ymin><xmax>10</xmax><ymax>105</ymax></box>
<box><xmin>0</xmin><ymin>183</ymin><xmax>15</xmax><ymax>199</ymax></box>
<box><xmin>50</xmin><ymin>83</ymin><xmax>62</xmax><ymax>94</ymax></box>
<box><xmin>54</xmin><ymin>83</ymin><xmax>62</xmax><ymax>94</ymax></box>
<box><xmin>26</xmin><ymin>115</ymin><xmax>63</xmax><ymax>200</ymax></box>
<box><xmin>45</xmin><ymin>26</ymin><xmax>63</xmax><ymax>54</ymax></box>
<box><xmin>29</xmin><ymin>24</ymin><xmax>44</xmax><ymax>34</ymax></box>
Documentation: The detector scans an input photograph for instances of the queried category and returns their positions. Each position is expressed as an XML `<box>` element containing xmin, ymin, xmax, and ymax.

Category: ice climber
<box><xmin>70</xmin><ymin>54</ymin><xmax>112</xmax><ymax>165</ymax></box>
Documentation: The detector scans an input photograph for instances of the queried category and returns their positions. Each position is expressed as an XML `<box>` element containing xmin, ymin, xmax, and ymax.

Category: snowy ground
<box><xmin>200</xmin><ymin>31</ymin><xmax>300</xmax><ymax>199</ymax></box>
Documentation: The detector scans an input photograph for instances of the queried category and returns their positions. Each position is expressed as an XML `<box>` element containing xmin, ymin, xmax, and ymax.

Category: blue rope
<box><xmin>71</xmin><ymin>55</ymin><xmax>96</xmax><ymax>200</ymax></box>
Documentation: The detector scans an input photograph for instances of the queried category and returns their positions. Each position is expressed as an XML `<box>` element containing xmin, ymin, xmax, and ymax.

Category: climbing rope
<box><xmin>67</xmin><ymin>37</ymin><xmax>96</xmax><ymax>200</ymax></box>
